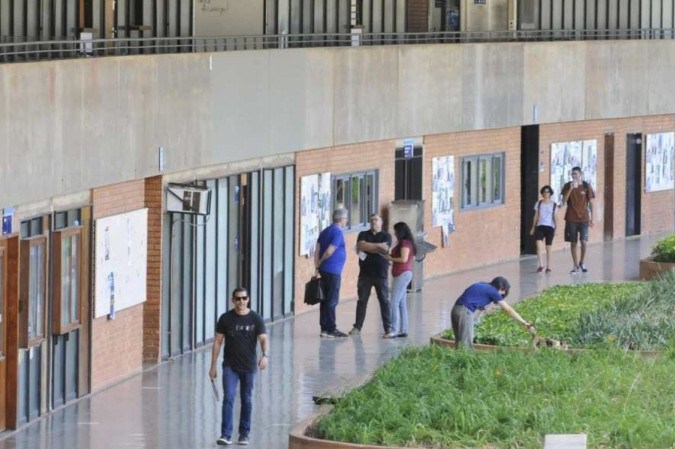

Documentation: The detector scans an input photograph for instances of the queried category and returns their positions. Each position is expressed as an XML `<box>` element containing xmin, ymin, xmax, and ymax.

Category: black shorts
<box><xmin>535</xmin><ymin>225</ymin><xmax>555</xmax><ymax>245</ymax></box>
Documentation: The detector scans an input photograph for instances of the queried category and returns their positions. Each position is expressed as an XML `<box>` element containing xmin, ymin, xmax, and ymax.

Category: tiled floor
<box><xmin>0</xmin><ymin>234</ymin><xmax>665</xmax><ymax>449</ymax></box>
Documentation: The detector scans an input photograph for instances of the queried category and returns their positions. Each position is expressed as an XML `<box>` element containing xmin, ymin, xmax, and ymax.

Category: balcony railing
<box><xmin>1</xmin><ymin>29</ymin><xmax>674</xmax><ymax>63</ymax></box>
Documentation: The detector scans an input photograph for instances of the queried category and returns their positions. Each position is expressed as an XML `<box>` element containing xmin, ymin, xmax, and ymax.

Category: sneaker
<box><xmin>383</xmin><ymin>332</ymin><xmax>397</xmax><ymax>339</ymax></box>
<box><xmin>545</xmin><ymin>268</ymin><xmax>552</xmax><ymax>273</ymax></box>
<box><xmin>331</xmin><ymin>329</ymin><xmax>348</xmax><ymax>338</ymax></box>
<box><xmin>396</xmin><ymin>333</ymin><xmax>408</xmax><ymax>338</ymax></box>
<box><xmin>238</xmin><ymin>436</ymin><xmax>249</xmax><ymax>445</ymax></box>
<box><xmin>348</xmin><ymin>326</ymin><xmax>361</xmax><ymax>336</ymax></box>
<box><xmin>217</xmin><ymin>436</ymin><xmax>232</xmax><ymax>446</ymax></box>
<box><xmin>320</xmin><ymin>331</ymin><xmax>335</xmax><ymax>338</ymax></box>
<box><xmin>570</xmin><ymin>266</ymin><xmax>580</xmax><ymax>274</ymax></box>
<box><xmin>579</xmin><ymin>263</ymin><xmax>588</xmax><ymax>273</ymax></box>
<box><xmin>536</xmin><ymin>266</ymin><xmax>544</xmax><ymax>273</ymax></box>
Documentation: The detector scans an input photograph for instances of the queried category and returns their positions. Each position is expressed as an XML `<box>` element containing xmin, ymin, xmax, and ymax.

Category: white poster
<box><xmin>550</xmin><ymin>140</ymin><xmax>595</xmax><ymax>205</ymax></box>
<box><xmin>645</xmin><ymin>132</ymin><xmax>675</xmax><ymax>192</ymax></box>
<box><xmin>94</xmin><ymin>208</ymin><xmax>148</xmax><ymax>318</ymax></box>
<box><xmin>432</xmin><ymin>156</ymin><xmax>455</xmax><ymax>234</ymax></box>
<box><xmin>299</xmin><ymin>173</ymin><xmax>332</xmax><ymax>256</ymax></box>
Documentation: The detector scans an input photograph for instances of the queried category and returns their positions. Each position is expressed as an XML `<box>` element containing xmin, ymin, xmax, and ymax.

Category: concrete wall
<box><xmin>2</xmin><ymin>41</ymin><xmax>675</xmax><ymax>209</ymax></box>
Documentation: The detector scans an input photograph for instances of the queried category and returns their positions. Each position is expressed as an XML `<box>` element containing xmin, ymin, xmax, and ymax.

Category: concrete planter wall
<box><xmin>289</xmin><ymin>415</ymin><xmax>403</xmax><ymax>449</ymax></box>
<box><xmin>639</xmin><ymin>257</ymin><xmax>675</xmax><ymax>280</ymax></box>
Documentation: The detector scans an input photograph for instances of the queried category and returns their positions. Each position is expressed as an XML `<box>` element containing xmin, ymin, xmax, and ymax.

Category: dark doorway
<box><xmin>520</xmin><ymin>125</ymin><xmax>540</xmax><ymax>255</ymax></box>
<box><xmin>603</xmin><ymin>134</ymin><xmax>615</xmax><ymax>241</ymax></box>
<box><xmin>394</xmin><ymin>145</ymin><xmax>423</xmax><ymax>200</ymax></box>
<box><xmin>625</xmin><ymin>133</ymin><xmax>642</xmax><ymax>236</ymax></box>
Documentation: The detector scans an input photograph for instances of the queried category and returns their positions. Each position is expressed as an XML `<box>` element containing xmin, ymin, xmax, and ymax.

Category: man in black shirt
<box><xmin>209</xmin><ymin>287</ymin><xmax>269</xmax><ymax>446</ymax></box>
<box><xmin>349</xmin><ymin>213</ymin><xmax>394</xmax><ymax>337</ymax></box>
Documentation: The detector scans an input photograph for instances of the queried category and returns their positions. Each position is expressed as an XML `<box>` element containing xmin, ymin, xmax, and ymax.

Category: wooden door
<box><xmin>0</xmin><ymin>243</ymin><xmax>6</xmax><ymax>430</ymax></box>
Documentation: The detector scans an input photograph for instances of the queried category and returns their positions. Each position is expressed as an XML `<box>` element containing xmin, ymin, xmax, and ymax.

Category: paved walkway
<box><xmin>0</xmin><ymin>233</ymin><xmax>665</xmax><ymax>449</ymax></box>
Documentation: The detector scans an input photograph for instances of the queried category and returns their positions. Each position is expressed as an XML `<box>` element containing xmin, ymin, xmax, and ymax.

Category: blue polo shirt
<box><xmin>454</xmin><ymin>282</ymin><xmax>503</xmax><ymax>312</ymax></box>
<box><xmin>317</xmin><ymin>223</ymin><xmax>346</xmax><ymax>275</ymax></box>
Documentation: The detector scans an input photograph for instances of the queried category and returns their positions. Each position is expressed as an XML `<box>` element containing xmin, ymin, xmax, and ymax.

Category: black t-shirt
<box><xmin>357</xmin><ymin>230</ymin><xmax>392</xmax><ymax>278</ymax></box>
<box><xmin>216</xmin><ymin>309</ymin><xmax>267</xmax><ymax>372</ymax></box>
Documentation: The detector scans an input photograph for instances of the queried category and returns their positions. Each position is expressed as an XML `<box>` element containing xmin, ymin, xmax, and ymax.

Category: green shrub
<box><xmin>651</xmin><ymin>234</ymin><xmax>675</xmax><ymax>263</ymax></box>
<box><xmin>576</xmin><ymin>271</ymin><xmax>675</xmax><ymax>350</ymax></box>
<box><xmin>315</xmin><ymin>346</ymin><xmax>675</xmax><ymax>449</ymax></box>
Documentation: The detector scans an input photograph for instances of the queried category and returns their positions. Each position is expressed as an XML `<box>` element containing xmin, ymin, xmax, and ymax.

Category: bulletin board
<box><xmin>94</xmin><ymin>208</ymin><xmax>148</xmax><ymax>318</ymax></box>
<box><xmin>299</xmin><ymin>173</ymin><xmax>331</xmax><ymax>256</ymax></box>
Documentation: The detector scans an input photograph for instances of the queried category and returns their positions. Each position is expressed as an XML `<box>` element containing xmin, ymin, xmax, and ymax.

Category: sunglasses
<box><xmin>234</xmin><ymin>296</ymin><xmax>248</xmax><ymax>301</ymax></box>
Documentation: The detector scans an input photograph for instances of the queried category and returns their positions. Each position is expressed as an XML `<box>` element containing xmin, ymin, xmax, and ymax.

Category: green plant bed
<box><xmin>651</xmin><ymin>234</ymin><xmax>675</xmax><ymax>263</ymax></box>
<box><xmin>315</xmin><ymin>346</ymin><xmax>675</xmax><ymax>449</ymax></box>
<box><xmin>442</xmin><ymin>275</ymin><xmax>675</xmax><ymax>350</ymax></box>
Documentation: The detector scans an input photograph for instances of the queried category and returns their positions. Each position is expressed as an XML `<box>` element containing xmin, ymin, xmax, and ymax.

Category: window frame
<box><xmin>461</xmin><ymin>153</ymin><xmax>505</xmax><ymax>210</ymax></box>
<box><xmin>53</xmin><ymin>227</ymin><xmax>82</xmax><ymax>335</ymax></box>
<box><xmin>332</xmin><ymin>170</ymin><xmax>379</xmax><ymax>231</ymax></box>
<box><xmin>19</xmin><ymin>236</ymin><xmax>48</xmax><ymax>348</ymax></box>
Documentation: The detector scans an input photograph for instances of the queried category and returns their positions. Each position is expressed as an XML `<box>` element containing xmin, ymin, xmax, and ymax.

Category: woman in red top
<box><xmin>385</xmin><ymin>222</ymin><xmax>416</xmax><ymax>338</ymax></box>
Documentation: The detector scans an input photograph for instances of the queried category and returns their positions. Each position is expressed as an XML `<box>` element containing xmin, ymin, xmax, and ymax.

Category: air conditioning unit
<box><xmin>166</xmin><ymin>184</ymin><xmax>211</xmax><ymax>215</ymax></box>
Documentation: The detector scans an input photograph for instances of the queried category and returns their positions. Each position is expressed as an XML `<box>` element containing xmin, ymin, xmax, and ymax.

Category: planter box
<box><xmin>639</xmin><ymin>257</ymin><xmax>675</xmax><ymax>280</ymax></box>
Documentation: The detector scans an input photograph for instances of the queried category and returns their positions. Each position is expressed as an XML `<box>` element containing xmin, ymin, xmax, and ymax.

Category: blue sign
<box><xmin>2</xmin><ymin>208</ymin><xmax>14</xmax><ymax>235</ymax></box>
<box><xmin>403</xmin><ymin>139</ymin><xmax>415</xmax><ymax>159</ymax></box>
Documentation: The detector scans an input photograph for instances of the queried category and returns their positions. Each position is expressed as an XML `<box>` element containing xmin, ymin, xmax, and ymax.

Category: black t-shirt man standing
<box><xmin>349</xmin><ymin>213</ymin><xmax>394</xmax><ymax>337</ymax></box>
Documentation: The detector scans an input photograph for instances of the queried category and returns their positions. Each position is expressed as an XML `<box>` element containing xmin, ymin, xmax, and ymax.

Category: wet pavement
<box><xmin>0</xmin><ymin>234</ymin><xmax>665</xmax><ymax>449</ymax></box>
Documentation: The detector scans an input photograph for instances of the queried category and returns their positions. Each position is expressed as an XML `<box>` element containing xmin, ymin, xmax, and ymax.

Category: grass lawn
<box><xmin>315</xmin><ymin>346</ymin><xmax>675</xmax><ymax>449</ymax></box>
<box><xmin>315</xmin><ymin>276</ymin><xmax>675</xmax><ymax>448</ymax></box>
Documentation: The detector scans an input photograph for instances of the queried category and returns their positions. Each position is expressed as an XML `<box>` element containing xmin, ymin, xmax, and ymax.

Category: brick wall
<box><xmin>423</xmin><ymin>127</ymin><xmax>522</xmax><ymax>277</ymax></box>
<box><xmin>143</xmin><ymin>176</ymin><xmax>163</xmax><ymax>363</ymax></box>
<box><xmin>539</xmin><ymin>115</ymin><xmax>675</xmax><ymax>248</ymax></box>
<box><xmin>91</xmin><ymin>180</ymin><xmax>146</xmax><ymax>391</ymax></box>
<box><xmin>295</xmin><ymin>140</ymin><xmax>396</xmax><ymax>315</ymax></box>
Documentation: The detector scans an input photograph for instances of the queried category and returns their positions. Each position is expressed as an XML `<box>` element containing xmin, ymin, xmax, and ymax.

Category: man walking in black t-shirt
<box><xmin>209</xmin><ymin>287</ymin><xmax>269</xmax><ymax>446</ymax></box>
<box><xmin>349</xmin><ymin>213</ymin><xmax>393</xmax><ymax>337</ymax></box>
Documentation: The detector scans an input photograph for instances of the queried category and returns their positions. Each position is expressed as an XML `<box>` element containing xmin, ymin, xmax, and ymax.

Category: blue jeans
<box><xmin>390</xmin><ymin>271</ymin><xmax>412</xmax><ymax>334</ymax></box>
<box><xmin>319</xmin><ymin>270</ymin><xmax>341</xmax><ymax>332</ymax></box>
<box><xmin>221</xmin><ymin>365</ymin><xmax>256</xmax><ymax>439</ymax></box>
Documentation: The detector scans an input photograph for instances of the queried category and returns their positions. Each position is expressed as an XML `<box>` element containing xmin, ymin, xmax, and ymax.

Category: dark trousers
<box><xmin>354</xmin><ymin>275</ymin><xmax>391</xmax><ymax>332</ymax></box>
<box><xmin>319</xmin><ymin>270</ymin><xmax>341</xmax><ymax>332</ymax></box>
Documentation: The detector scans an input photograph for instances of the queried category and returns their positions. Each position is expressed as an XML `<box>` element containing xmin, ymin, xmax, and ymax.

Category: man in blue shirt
<box><xmin>451</xmin><ymin>276</ymin><xmax>535</xmax><ymax>349</ymax></box>
<box><xmin>314</xmin><ymin>208</ymin><xmax>349</xmax><ymax>337</ymax></box>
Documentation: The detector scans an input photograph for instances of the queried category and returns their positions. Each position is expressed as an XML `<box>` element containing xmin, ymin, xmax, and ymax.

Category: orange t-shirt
<box><xmin>562</xmin><ymin>182</ymin><xmax>595</xmax><ymax>222</ymax></box>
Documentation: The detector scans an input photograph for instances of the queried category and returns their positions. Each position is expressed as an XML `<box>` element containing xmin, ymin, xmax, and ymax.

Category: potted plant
<box><xmin>640</xmin><ymin>234</ymin><xmax>675</xmax><ymax>280</ymax></box>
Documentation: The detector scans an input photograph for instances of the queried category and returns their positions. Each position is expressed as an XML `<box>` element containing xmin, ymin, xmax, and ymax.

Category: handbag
<box><xmin>304</xmin><ymin>276</ymin><xmax>325</xmax><ymax>305</ymax></box>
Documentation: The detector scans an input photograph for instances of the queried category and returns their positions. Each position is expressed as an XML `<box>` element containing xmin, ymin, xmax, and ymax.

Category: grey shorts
<box><xmin>564</xmin><ymin>221</ymin><xmax>589</xmax><ymax>243</ymax></box>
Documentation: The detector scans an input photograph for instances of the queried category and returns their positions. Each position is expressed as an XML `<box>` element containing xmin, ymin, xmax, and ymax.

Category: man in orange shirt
<box><xmin>561</xmin><ymin>166</ymin><xmax>595</xmax><ymax>273</ymax></box>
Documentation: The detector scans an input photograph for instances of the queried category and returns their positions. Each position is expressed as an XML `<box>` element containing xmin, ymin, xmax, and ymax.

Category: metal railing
<box><xmin>1</xmin><ymin>29</ymin><xmax>674</xmax><ymax>63</ymax></box>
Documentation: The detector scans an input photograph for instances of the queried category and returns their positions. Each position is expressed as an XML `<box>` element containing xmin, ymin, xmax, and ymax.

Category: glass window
<box><xmin>55</xmin><ymin>230</ymin><xmax>81</xmax><ymax>334</ymax></box>
<box><xmin>479</xmin><ymin>157</ymin><xmax>489</xmax><ymax>204</ymax></box>
<box><xmin>331</xmin><ymin>171</ymin><xmax>378</xmax><ymax>230</ymax></box>
<box><xmin>493</xmin><ymin>154</ymin><xmax>503</xmax><ymax>203</ymax></box>
<box><xmin>461</xmin><ymin>153</ymin><xmax>505</xmax><ymax>210</ymax></box>
<box><xmin>27</xmin><ymin>239</ymin><xmax>46</xmax><ymax>344</ymax></box>
<box><xmin>350</xmin><ymin>176</ymin><xmax>362</xmax><ymax>226</ymax></box>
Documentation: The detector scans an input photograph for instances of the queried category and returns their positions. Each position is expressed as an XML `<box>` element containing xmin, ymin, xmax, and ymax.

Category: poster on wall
<box><xmin>94</xmin><ymin>208</ymin><xmax>148</xmax><ymax>319</ymax></box>
<box><xmin>550</xmin><ymin>140</ymin><xmax>595</xmax><ymax>205</ymax></box>
<box><xmin>645</xmin><ymin>132</ymin><xmax>675</xmax><ymax>192</ymax></box>
<box><xmin>582</xmin><ymin>140</ymin><xmax>598</xmax><ymax>190</ymax></box>
<box><xmin>432</xmin><ymin>155</ymin><xmax>456</xmax><ymax>236</ymax></box>
<box><xmin>299</xmin><ymin>173</ymin><xmax>332</xmax><ymax>256</ymax></box>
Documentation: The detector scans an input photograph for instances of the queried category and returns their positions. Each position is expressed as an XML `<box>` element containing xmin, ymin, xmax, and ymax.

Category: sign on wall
<box><xmin>94</xmin><ymin>209</ymin><xmax>148</xmax><ymax>318</ymax></box>
<box><xmin>299</xmin><ymin>173</ymin><xmax>331</xmax><ymax>256</ymax></box>
<box><xmin>432</xmin><ymin>155</ymin><xmax>455</xmax><ymax>233</ymax></box>
<box><xmin>194</xmin><ymin>0</ymin><xmax>264</xmax><ymax>37</ymax></box>
<box><xmin>645</xmin><ymin>132</ymin><xmax>675</xmax><ymax>192</ymax></box>
<box><xmin>550</xmin><ymin>140</ymin><xmax>597</xmax><ymax>205</ymax></box>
